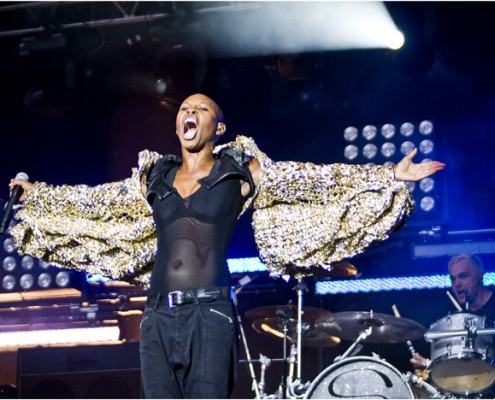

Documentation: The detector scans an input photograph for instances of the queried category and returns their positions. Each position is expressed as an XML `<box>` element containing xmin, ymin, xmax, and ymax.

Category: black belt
<box><xmin>147</xmin><ymin>287</ymin><xmax>232</xmax><ymax>308</ymax></box>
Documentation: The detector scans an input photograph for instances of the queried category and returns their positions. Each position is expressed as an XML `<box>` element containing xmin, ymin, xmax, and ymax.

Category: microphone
<box><xmin>0</xmin><ymin>172</ymin><xmax>29</xmax><ymax>235</ymax></box>
<box><xmin>465</xmin><ymin>291</ymin><xmax>472</xmax><ymax>311</ymax></box>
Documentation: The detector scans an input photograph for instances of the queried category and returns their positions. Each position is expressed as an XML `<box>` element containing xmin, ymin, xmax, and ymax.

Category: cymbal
<box><xmin>311</xmin><ymin>260</ymin><xmax>358</xmax><ymax>279</ymax></box>
<box><xmin>245</xmin><ymin>305</ymin><xmax>332</xmax><ymax>322</ymax></box>
<box><xmin>315</xmin><ymin>311</ymin><xmax>426</xmax><ymax>344</ymax></box>
<box><xmin>252</xmin><ymin>317</ymin><xmax>341</xmax><ymax>348</ymax></box>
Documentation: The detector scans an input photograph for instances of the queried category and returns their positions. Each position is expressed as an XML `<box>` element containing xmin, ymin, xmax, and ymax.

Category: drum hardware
<box><xmin>243</xmin><ymin>261</ymin><xmax>358</xmax><ymax>399</ymax></box>
<box><xmin>239</xmin><ymin>355</ymin><xmax>296</xmax><ymax>399</ymax></box>
<box><xmin>279</xmin><ymin>307</ymin><xmax>291</xmax><ymax>399</ymax></box>
<box><xmin>233</xmin><ymin>275</ymin><xmax>262</xmax><ymax>399</ymax></box>
<box><xmin>334</xmin><ymin>327</ymin><xmax>371</xmax><ymax>362</ymax></box>
<box><xmin>426</xmin><ymin>312</ymin><xmax>495</xmax><ymax>395</ymax></box>
<box><xmin>405</xmin><ymin>371</ymin><xmax>445</xmax><ymax>399</ymax></box>
<box><xmin>424</xmin><ymin>327</ymin><xmax>495</xmax><ymax>341</ymax></box>
<box><xmin>303</xmin><ymin>355</ymin><xmax>417</xmax><ymax>399</ymax></box>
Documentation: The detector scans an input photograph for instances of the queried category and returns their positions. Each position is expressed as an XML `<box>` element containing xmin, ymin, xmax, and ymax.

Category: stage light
<box><xmin>420</xmin><ymin>177</ymin><xmax>435</xmax><ymax>193</ymax></box>
<box><xmin>37</xmin><ymin>273</ymin><xmax>52</xmax><ymax>289</ymax></box>
<box><xmin>0</xmin><ymin>324</ymin><xmax>120</xmax><ymax>347</ymax></box>
<box><xmin>3</xmin><ymin>238</ymin><xmax>15</xmax><ymax>253</ymax></box>
<box><xmin>381</xmin><ymin>142</ymin><xmax>396</xmax><ymax>158</ymax></box>
<box><xmin>362</xmin><ymin>125</ymin><xmax>377</xmax><ymax>141</ymax></box>
<box><xmin>55</xmin><ymin>271</ymin><xmax>70</xmax><ymax>288</ymax></box>
<box><xmin>341</xmin><ymin>118</ymin><xmax>446</xmax><ymax>226</ymax></box>
<box><xmin>400</xmin><ymin>122</ymin><xmax>414</xmax><ymax>137</ymax></box>
<box><xmin>400</xmin><ymin>141</ymin><xmax>415</xmax><ymax>155</ymax></box>
<box><xmin>155</xmin><ymin>78</ymin><xmax>168</xmax><ymax>96</ymax></box>
<box><xmin>343</xmin><ymin>126</ymin><xmax>359</xmax><ymax>142</ymax></box>
<box><xmin>2</xmin><ymin>276</ymin><xmax>15</xmax><ymax>291</ymax></box>
<box><xmin>21</xmin><ymin>255</ymin><xmax>34</xmax><ymax>270</ymax></box>
<box><xmin>420</xmin><ymin>196</ymin><xmax>435</xmax><ymax>212</ymax></box>
<box><xmin>362</xmin><ymin>143</ymin><xmax>378</xmax><ymax>160</ymax></box>
<box><xmin>203</xmin><ymin>2</ymin><xmax>404</xmax><ymax>57</ymax></box>
<box><xmin>20</xmin><ymin>274</ymin><xmax>34</xmax><ymax>290</ymax></box>
<box><xmin>315</xmin><ymin>272</ymin><xmax>495</xmax><ymax>295</ymax></box>
<box><xmin>0</xmin><ymin>220</ymin><xmax>85</xmax><ymax>292</ymax></box>
<box><xmin>381</xmin><ymin>123</ymin><xmax>395</xmax><ymax>139</ymax></box>
<box><xmin>344</xmin><ymin>145</ymin><xmax>359</xmax><ymax>161</ymax></box>
<box><xmin>419</xmin><ymin>139</ymin><xmax>434</xmax><ymax>154</ymax></box>
<box><xmin>385</xmin><ymin>29</ymin><xmax>405</xmax><ymax>50</ymax></box>
<box><xmin>3</xmin><ymin>256</ymin><xmax>16</xmax><ymax>272</ymax></box>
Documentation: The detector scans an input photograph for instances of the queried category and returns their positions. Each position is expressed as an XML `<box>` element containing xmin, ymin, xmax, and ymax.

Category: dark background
<box><xmin>1</xmin><ymin>2</ymin><xmax>495</xmax><ymax>397</ymax></box>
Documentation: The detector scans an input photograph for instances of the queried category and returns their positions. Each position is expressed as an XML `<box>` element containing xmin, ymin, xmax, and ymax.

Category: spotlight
<box><xmin>55</xmin><ymin>271</ymin><xmax>70</xmax><ymax>288</ymax></box>
<box><xmin>400</xmin><ymin>122</ymin><xmax>414</xmax><ymax>137</ymax></box>
<box><xmin>381</xmin><ymin>142</ymin><xmax>396</xmax><ymax>158</ymax></box>
<box><xmin>362</xmin><ymin>125</ymin><xmax>377</xmax><ymax>140</ymax></box>
<box><xmin>0</xmin><ymin>222</ymin><xmax>87</xmax><ymax>293</ymax></box>
<box><xmin>420</xmin><ymin>177</ymin><xmax>435</xmax><ymax>193</ymax></box>
<box><xmin>381</xmin><ymin>123</ymin><xmax>396</xmax><ymax>139</ymax></box>
<box><xmin>3</xmin><ymin>238</ymin><xmax>15</xmax><ymax>253</ymax></box>
<box><xmin>37</xmin><ymin>273</ymin><xmax>52</xmax><ymax>289</ymax></box>
<box><xmin>420</xmin><ymin>196</ymin><xmax>435</xmax><ymax>212</ymax></box>
<box><xmin>341</xmin><ymin>118</ymin><xmax>446</xmax><ymax>226</ymax></box>
<box><xmin>21</xmin><ymin>255</ymin><xmax>35</xmax><ymax>271</ymax></box>
<box><xmin>2</xmin><ymin>275</ymin><xmax>15</xmax><ymax>291</ymax></box>
<box><xmin>20</xmin><ymin>274</ymin><xmax>34</xmax><ymax>290</ymax></box>
<box><xmin>400</xmin><ymin>141</ymin><xmax>415</xmax><ymax>156</ymax></box>
<box><xmin>2</xmin><ymin>257</ymin><xmax>16</xmax><ymax>272</ymax></box>
<box><xmin>363</xmin><ymin>143</ymin><xmax>378</xmax><ymax>160</ymax></box>
<box><xmin>344</xmin><ymin>144</ymin><xmax>359</xmax><ymax>161</ymax></box>
<box><xmin>343</xmin><ymin>126</ymin><xmax>359</xmax><ymax>142</ymax></box>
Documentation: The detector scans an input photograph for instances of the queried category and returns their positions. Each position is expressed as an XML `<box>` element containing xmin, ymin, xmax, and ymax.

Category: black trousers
<box><xmin>140</xmin><ymin>298</ymin><xmax>238</xmax><ymax>398</ymax></box>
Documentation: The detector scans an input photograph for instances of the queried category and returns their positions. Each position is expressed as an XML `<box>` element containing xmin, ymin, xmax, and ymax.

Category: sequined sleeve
<box><xmin>11</xmin><ymin>150</ymin><xmax>161</xmax><ymax>287</ymax></box>
<box><xmin>220</xmin><ymin>135</ymin><xmax>414</xmax><ymax>278</ymax></box>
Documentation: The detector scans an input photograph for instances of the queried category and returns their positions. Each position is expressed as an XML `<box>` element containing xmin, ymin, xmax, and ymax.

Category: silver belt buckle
<box><xmin>168</xmin><ymin>291</ymin><xmax>183</xmax><ymax>308</ymax></box>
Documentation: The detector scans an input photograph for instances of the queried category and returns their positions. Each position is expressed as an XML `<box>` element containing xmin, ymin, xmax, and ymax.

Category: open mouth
<box><xmin>183</xmin><ymin>116</ymin><xmax>197</xmax><ymax>140</ymax></box>
<box><xmin>456</xmin><ymin>290</ymin><xmax>467</xmax><ymax>299</ymax></box>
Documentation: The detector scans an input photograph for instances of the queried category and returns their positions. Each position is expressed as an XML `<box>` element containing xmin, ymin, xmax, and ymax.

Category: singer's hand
<box><xmin>9</xmin><ymin>179</ymin><xmax>33</xmax><ymax>202</ymax></box>
<box><xmin>393</xmin><ymin>148</ymin><xmax>445</xmax><ymax>182</ymax></box>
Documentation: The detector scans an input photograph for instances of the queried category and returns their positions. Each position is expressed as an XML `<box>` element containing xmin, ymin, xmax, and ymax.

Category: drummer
<box><xmin>410</xmin><ymin>253</ymin><xmax>495</xmax><ymax>371</ymax></box>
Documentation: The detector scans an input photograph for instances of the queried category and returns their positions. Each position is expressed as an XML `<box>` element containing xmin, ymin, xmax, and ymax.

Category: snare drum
<box><xmin>304</xmin><ymin>356</ymin><xmax>415</xmax><ymax>399</ymax></box>
<box><xmin>428</xmin><ymin>312</ymin><xmax>495</xmax><ymax>394</ymax></box>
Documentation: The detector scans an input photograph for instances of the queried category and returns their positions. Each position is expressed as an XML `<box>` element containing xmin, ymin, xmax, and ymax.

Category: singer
<box><xmin>8</xmin><ymin>93</ymin><xmax>444</xmax><ymax>399</ymax></box>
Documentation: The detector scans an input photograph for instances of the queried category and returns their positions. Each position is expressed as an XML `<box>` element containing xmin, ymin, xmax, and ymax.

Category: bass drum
<box><xmin>304</xmin><ymin>356</ymin><xmax>415</xmax><ymax>399</ymax></box>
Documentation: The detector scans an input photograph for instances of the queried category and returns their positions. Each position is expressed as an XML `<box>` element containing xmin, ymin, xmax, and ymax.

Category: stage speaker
<box><xmin>17</xmin><ymin>342</ymin><xmax>141</xmax><ymax>399</ymax></box>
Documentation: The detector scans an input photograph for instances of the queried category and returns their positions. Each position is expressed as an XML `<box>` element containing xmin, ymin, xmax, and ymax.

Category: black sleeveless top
<box><xmin>146</xmin><ymin>149</ymin><xmax>253</xmax><ymax>294</ymax></box>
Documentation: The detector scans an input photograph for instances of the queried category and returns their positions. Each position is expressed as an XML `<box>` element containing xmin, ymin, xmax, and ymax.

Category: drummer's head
<box><xmin>448</xmin><ymin>254</ymin><xmax>484</xmax><ymax>304</ymax></box>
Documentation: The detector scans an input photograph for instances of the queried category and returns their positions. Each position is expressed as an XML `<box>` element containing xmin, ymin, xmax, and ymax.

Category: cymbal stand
<box><xmin>233</xmin><ymin>282</ymin><xmax>261</xmax><ymax>399</ymax></box>
<box><xmin>277</xmin><ymin>309</ymin><xmax>291</xmax><ymax>398</ymax></box>
<box><xmin>334</xmin><ymin>327</ymin><xmax>372</xmax><ymax>362</ymax></box>
<box><xmin>295</xmin><ymin>278</ymin><xmax>306</xmax><ymax>381</ymax></box>
<box><xmin>258</xmin><ymin>354</ymin><xmax>271</xmax><ymax>398</ymax></box>
<box><xmin>286</xmin><ymin>278</ymin><xmax>310</xmax><ymax>398</ymax></box>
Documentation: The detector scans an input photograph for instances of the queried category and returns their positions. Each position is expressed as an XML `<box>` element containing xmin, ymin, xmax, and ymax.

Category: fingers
<box><xmin>405</xmin><ymin>147</ymin><xmax>418</xmax><ymax>159</ymax></box>
<box><xmin>9</xmin><ymin>179</ymin><xmax>32</xmax><ymax>193</ymax></box>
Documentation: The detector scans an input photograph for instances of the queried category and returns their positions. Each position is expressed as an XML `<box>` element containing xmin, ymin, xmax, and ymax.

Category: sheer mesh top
<box><xmin>148</xmin><ymin>159</ymin><xmax>248</xmax><ymax>294</ymax></box>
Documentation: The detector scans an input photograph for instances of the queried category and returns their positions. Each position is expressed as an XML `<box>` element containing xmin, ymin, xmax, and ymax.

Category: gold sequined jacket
<box><xmin>11</xmin><ymin>136</ymin><xmax>413</xmax><ymax>286</ymax></box>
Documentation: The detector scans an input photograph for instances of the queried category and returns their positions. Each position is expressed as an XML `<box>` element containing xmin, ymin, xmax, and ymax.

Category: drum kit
<box><xmin>236</xmin><ymin>262</ymin><xmax>495</xmax><ymax>399</ymax></box>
